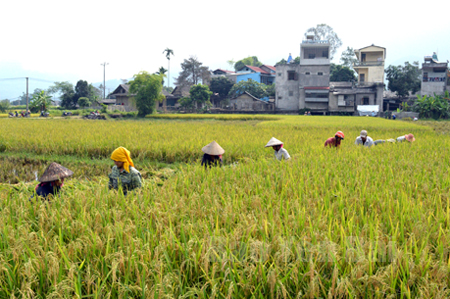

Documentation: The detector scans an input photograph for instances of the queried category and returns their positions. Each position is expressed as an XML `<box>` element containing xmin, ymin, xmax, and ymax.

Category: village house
<box><xmin>229</xmin><ymin>91</ymin><xmax>274</xmax><ymax>112</ymax></box>
<box><xmin>421</xmin><ymin>53</ymin><xmax>450</xmax><ymax>97</ymax></box>
<box><xmin>110</xmin><ymin>84</ymin><xmax>137</xmax><ymax>112</ymax></box>
<box><xmin>226</xmin><ymin>65</ymin><xmax>276</xmax><ymax>85</ymax></box>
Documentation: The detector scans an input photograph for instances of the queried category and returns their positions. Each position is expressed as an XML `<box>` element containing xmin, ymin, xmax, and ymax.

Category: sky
<box><xmin>1</xmin><ymin>0</ymin><xmax>450</xmax><ymax>100</ymax></box>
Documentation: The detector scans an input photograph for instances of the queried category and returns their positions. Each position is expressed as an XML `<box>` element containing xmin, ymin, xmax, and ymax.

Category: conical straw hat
<box><xmin>265</xmin><ymin>137</ymin><xmax>283</xmax><ymax>147</ymax></box>
<box><xmin>202</xmin><ymin>141</ymin><xmax>225</xmax><ymax>155</ymax></box>
<box><xmin>38</xmin><ymin>162</ymin><xmax>74</xmax><ymax>182</ymax></box>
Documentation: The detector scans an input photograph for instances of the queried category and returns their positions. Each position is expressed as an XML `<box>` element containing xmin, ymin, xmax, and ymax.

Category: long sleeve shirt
<box><xmin>355</xmin><ymin>136</ymin><xmax>374</xmax><ymax>147</ymax></box>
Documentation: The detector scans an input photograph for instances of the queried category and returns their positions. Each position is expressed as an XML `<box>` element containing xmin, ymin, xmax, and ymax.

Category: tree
<box><xmin>228</xmin><ymin>79</ymin><xmax>268</xmax><ymax>99</ymax></box>
<box><xmin>47</xmin><ymin>82</ymin><xmax>75</xmax><ymax>109</ymax></box>
<box><xmin>17</xmin><ymin>88</ymin><xmax>43</xmax><ymax>106</ymax></box>
<box><xmin>234</xmin><ymin>56</ymin><xmax>262</xmax><ymax>71</ymax></box>
<box><xmin>178</xmin><ymin>97</ymin><xmax>195</xmax><ymax>111</ymax></box>
<box><xmin>129</xmin><ymin>71</ymin><xmax>164</xmax><ymax>116</ymax></box>
<box><xmin>175</xmin><ymin>56</ymin><xmax>210</xmax><ymax>90</ymax></box>
<box><xmin>78</xmin><ymin>97</ymin><xmax>91</xmax><ymax>108</ymax></box>
<box><xmin>275</xmin><ymin>56</ymin><xmax>300</xmax><ymax>66</ymax></box>
<box><xmin>189</xmin><ymin>84</ymin><xmax>212</xmax><ymax>108</ymax></box>
<box><xmin>163</xmin><ymin>48</ymin><xmax>174</xmax><ymax>88</ymax></box>
<box><xmin>29</xmin><ymin>90</ymin><xmax>52</xmax><ymax>112</ymax></box>
<box><xmin>339</xmin><ymin>47</ymin><xmax>357</xmax><ymax>70</ymax></box>
<box><xmin>413</xmin><ymin>91</ymin><xmax>450</xmax><ymax>119</ymax></box>
<box><xmin>330</xmin><ymin>64</ymin><xmax>357</xmax><ymax>82</ymax></box>
<box><xmin>156</xmin><ymin>67</ymin><xmax>167</xmax><ymax>86</ymax></box>
<box><xmin>386</xmin><ymin>62</ymin><xmax>421</xmax><ymax>98</ymax></box>
<box><xmin>0</xmin><ymin>99</ymin><xmax>10</xmax><ymax>113</ymax></box>
<box><xmin>304</xmin><ymin>24</ymin><xmax>342</xmax><ymax>59</ymax></box>
<box><xmin>209</xmin><ymin>77</ymin><xmax>234</xmax><ymax>101</ymax></box>
<box><xmin>266</xmin><ymin>83</ymin><xmax>275</xmax><ymax>97</ymax></box>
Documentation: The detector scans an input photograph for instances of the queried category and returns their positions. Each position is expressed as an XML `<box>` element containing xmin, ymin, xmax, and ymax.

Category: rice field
<box><xmin>0</xmin><ymin>115</ymin><xmax>449</xmax><ymax>298</ymax></box>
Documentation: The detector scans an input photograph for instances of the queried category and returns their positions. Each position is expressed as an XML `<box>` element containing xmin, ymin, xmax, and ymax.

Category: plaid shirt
<box><xmin>108</xmin><ymin>166</ymin><xmax>142</xmax><ymax>193</ymax></box>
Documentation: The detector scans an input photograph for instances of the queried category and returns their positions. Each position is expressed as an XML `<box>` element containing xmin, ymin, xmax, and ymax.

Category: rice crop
<box><xmin>0</xmin><ymin>115</ymin><xmax>449</xmax><ymax>298</ymax></box>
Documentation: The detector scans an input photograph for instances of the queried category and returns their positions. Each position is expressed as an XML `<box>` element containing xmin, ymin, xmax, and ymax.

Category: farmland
<box><xmin>0</xmin><ymin>115</ymin><xmax>450</xmax><ymax>298</ymax></box>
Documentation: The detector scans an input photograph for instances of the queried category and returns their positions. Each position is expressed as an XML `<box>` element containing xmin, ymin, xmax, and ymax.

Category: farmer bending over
<box><xmin>355</xmin><ymin>130</ymin><xmax>374</xmax><ymax>147</ymax></box>
<box><xmin>201</xmin><ymin>141</ymin><xmax>224</xmax><ymax>168</ymax></box>
<box><xmin>325</xmin><ymin>131</ymin><xmax>345</xmax><ymax>148</ymax></box>
<box><xmin>34</xmin><ymin>162</ymin><xmax>73</xmax><ymax>199</ymax></box>
<box><xmin>109</xmin><ymin>146</ymin><xmax>142</xmax><ymax>194</ymax></box>
<box><xmin>265</xmin><ymin>137</ymin><xmax>290</xmax><ymax>161</ymax></box>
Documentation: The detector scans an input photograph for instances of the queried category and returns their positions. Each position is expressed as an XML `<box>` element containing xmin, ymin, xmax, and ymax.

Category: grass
<box><xmin>0</xmin><ymin>115</ymin><xmax>449</xmax><ymax>298</ymax></box>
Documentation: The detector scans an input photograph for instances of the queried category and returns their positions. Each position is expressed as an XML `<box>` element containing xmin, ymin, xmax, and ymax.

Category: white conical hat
<box><xmin>265</xmin><ymin>137</ymin><xmax>283</xmax><ymax>147</ymax></box>
<box><xmin>202</xmin><ymin>141</ymin><xmax>225</xmax><ymax>155</ymax></box>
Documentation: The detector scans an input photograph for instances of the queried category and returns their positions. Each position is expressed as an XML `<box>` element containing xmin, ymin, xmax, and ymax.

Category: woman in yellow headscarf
<box><xmin>108</xmin><ymin>147</ymin><xmax>142</xmax><ymax>194</ymax></box>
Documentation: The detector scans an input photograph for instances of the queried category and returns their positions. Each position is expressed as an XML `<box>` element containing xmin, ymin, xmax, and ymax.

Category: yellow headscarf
<box><xmin>111</xmin><ymin>147</ymin><xmax>134</xmax><ymax>173</ymax></box>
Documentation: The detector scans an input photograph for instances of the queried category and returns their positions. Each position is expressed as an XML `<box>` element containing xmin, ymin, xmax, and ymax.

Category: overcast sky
<box><xmin>1</xmin><ymin>0</ymin><xmax>450</xmax><ymax>99</ymax></box>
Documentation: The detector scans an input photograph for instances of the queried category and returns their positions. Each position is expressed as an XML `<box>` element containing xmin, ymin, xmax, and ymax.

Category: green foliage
<box><xmin>330</xmin><ymin>63</ymin><xmax>356</xmax><ymax>82</ymax></box>
<box><xmin>100</xmin><ymin>104</ymin><xmax>108</xmax><ymax>113</ymax></box>
<box><xmin>228</xmin><ymin>79</ymin><xmax>268</xmax><ymax>99</ymax></box>
<box><xmin>29</xmin><ymin>90</ymin><xmax>52</xmax><ymax>113</ymax></box>
<box><xmin>304</xmin><ymin>24</ymin><xmax>342</xmax><ymax>59</ymax></box>
<box><xmin>386</xmin><ymin>62</ymin><xmax>421</xmax><ymax>98</ymax></box>
<box><xmin>0</xmin><ymin>99</ymin><xmax>10</xmax><ymax>113</ymax></box>
<box><xmin>178</xmin><ymin>97</ymin><xmax>195</xmax><ymax>110</ymax></box>
<box><xmin>413</xmin><ymin>91</ymin><xmax>450</xmax><ymax>119</ymax></box>
<box><xmin>265</xmin><ymin>83</ymin><xmax>275</xmax><ymax>97</ymax></box>
<box><xmin>156</xmin><ymin>67</ymin><xmax>167</xmax><ymax>86</ymax></box>
<box><xmin>129</xmin><ymin>71</ymin><xmax>164</xmax><ymax>117</ymax></box>
<box><xmin>189</xmin><ymin>84</ymin><xmax>212</xmax><ymax>108</ymax></box>
<box><xmin>339</xmin><ymin>47</ymin><xmax>358</xmax><ymax>70</ymax></box>
<box><xmin>78</xmin><ymin>97</ymin><xmax>91</xmax><ymax>108</ymax></box>
<box><xmin>234</xmin><ymin>56</ymin><xmax>262</xmax><ymax>71</ymax></box>
<box><xmin>47</xmin><ymin>82</ymin><xmax>75</xmax><ymax>109</ymax></box>
<box><xmin>209</xmin><ymin>77</ymin><xmax>234</xmax><ymax>100</ymax></box>
<box><xmin>163</xmin><ymin>48</ymin><xmax>174</xmax><ymax>60</ymax></box>
<box><xmin>275</xmin><ymin>56</ymin><xmax>300</xmax><ymax>66</ymax></box>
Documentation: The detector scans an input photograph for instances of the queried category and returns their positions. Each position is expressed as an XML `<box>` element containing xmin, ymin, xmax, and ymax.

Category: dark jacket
<box><xmin>35</xmin><ymin>183</ymin><xmax>61</xmax><ymax>198</ymax></box>
<box><xmin>201</xmin><ymin>154</ymin><xmax>222</xmax><ymax>168</ymax></box>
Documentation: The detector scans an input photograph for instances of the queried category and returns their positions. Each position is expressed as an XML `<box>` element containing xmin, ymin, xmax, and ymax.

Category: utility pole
<box><xmin>100</xmin><ymin>62</ymin><xmax>109</xmax><ymax>99</ymax></box>
<box><xmin>26</xmin><ymin>77</ymin><xmax>29</xmax><ymax>112</ymax></box>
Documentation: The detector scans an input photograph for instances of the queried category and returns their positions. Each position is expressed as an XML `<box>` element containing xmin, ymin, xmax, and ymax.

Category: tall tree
<box><xmin>386</xmin><ymin>62</ymin><xmax>421</xmax><ymax>99</ymax></box>
<box><xmin>129</xmin><ymin>71</ymin><xmax>164</xmax><ymax>116</ymax></box>
<box><xmin>228</xmin><ymin>79</ymin><xmax>268</xmax><ymax>99</ymax></box>
<box><xmin>156</xmin><ymin>67</ymin><xmax>167</xmax><ymax>86</ymax></box>
<box><xmin>47</xmin><ymin>82</ymin><xmax>75</xmax><ymax>109</ymax></box>
<box><xmin>189</xmin><ymin>84</ymin><xmax>213</xmax><ymax>108</ymax></box>
<box><xmin>209</xmin><ymin>77</ymin><xmax>234</xmax><ymax>101</ymax></box>
<box><xmin>163</xmin><ymin>48</ymin><xmax>174</xmax><ymax>88</ymax></box>
<box><xmin>175</xmin><ymin>56</ymin><xmax>210</xmax><ymax>90</ymax></box>
<box><xmin>339</xmin><ymin>47</ymin><xmax>358</xmax><ymax>70</ymax></box>
<box><xmin>330</xmin><ymin>64</ymin><xmax>357</xmax><ymax>82</ymax></box>
<box><xmin>304</xmin><ymin>24</ymin><xmax>342</xmax><ymax>59</ymax></box>
<box><xmin>234</xmin><ymin>56</ymin><xmax>262</xmax><ymax>71</ymax></box>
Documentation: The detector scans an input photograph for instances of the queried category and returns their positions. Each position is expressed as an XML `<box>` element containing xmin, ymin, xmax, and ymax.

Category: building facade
<box><xmin>353</xmin><ymin>45</ymin><xmax>386</xmax><ymax>84</ymax></box>
<box><xmin>421</xmin><ymin>53</ymin><xmax>450</xmax><ymax>97</ymax></box>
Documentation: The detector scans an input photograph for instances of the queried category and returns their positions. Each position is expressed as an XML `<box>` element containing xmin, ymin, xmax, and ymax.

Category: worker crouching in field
<box><xmin>109</xmin><ymin>147</ymin><xmax>142</xmax><ymax>194</ymax></box>
<box><xmin>201</xmin><ymin>141</ymin><xmax>224</xmax><ymax>168</ymax></box>
<box><xmin>324</xmin><ymin>131</ymin><xmax>345</xmax><ymax>148</ymax></box>
<box><xmin>265</xmin><ymin>137</ymin><xmax>290</xmax><ymax>161</ymax></box>
<box><xmin>355</xmin><ymin>130</ymin><xmax>374</xmax><ymax>147</ymax></box>
<box><xmin>397</xmin><ymin>133</ymin><xmax>415</xmax><ymax>143</ymax></box>
<box><xmin>35</xmin><ymin>162</ymin><xmax>73</xmax><ymax>199</ymax></box>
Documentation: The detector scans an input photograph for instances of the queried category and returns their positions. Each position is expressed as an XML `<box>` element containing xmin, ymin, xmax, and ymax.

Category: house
<box><xmin>353</xmin><ymin>45</ymin><xmax>386</xmax><ymax>84</ymax></box>
<box><xmin>110</xmin><ymin>84</ymin><xmax>137</xmax><ymax>111</ymax></box>
<box><xmin>275</xmin><ymin>38</ymin><xmax>386</xmax><ymax>114</ymax></box>
<box><xmin>229</xmin><ymin>91</ymin><xmax>274</xmax><ymax>111</ymax></box>
<box><xmin>421</xmin><ymin>53</ymin><xmax>450</xmax><ymax>97</ymax></box>
<box><xmin>230</xmin><ymin>65</ymin><xmax>276</xmax><ymax>85</ymax></box>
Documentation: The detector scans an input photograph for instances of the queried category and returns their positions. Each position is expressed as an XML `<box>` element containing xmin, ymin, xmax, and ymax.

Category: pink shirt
<box><xmin>324</xmin><ymin>137</ymin><xmax>341</xmax><ymax>148</ymax></box>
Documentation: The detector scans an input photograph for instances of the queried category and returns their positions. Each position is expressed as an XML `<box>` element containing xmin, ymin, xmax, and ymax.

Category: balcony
<box><xmin>302</xmin><ymin>40</ymin><xmax>329</xmax><ymax>44</ymax></box>
<box><xmin>353</xmin><ymin>61</ymin><xmax>384</xmax><ymax>67</ymax></box>
<box><xmin>300</xmin><ymin>58</ymin><xmax>330</xmax><ymax>66</ymax></box>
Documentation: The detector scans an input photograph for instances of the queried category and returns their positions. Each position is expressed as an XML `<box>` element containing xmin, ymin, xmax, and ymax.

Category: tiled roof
<box><xmin>262</xmin><ymin>65</ymin><xmax>276</xmax><ymax>72</ymax></box>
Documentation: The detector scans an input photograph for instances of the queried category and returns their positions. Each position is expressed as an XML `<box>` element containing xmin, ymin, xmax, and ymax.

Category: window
<box><xmin>288</xmin><ymin>71</ymin><xmax>296</xmax><ymax>80</ymax></box>
<box><xmin>278</xmin><ymin>73</ymin><xmax>282</xmax><ymax>76</ymax></box>
<box><xmin>360</xmin><ymin>74</ymin><xmax>365</xmax><ymax>83</ymax></box>
<box><xmin>423</xmin><ymin>72</ymin><xmax>428</xmax><ymax>82</ymax></box>
<box><xmin>318</xmin><ymin>72</ymin><xmax>323</xmax><ymax>76</ymax></box>
<box><xmin>361</xmin><ymin>53</ymin><xmax>366</xmax><ymax>62</ymax></box>
<box><xmin>305</xmin><ymin>72</ymin><xmax>310</xmax><ymax>75</ymax></box>
<box><xmin>308</xmin><ymin>54</ymin><xmax>315</xmax><ymax>59</ymax></box>
<box><xmin>278</xmin><ymin>96</ymin><xmax>282</xmax><ymax>100</ymax></box>
<box><xmin>363</xmin><ymin>97</ymin><xmax>369</xmax><ymax>105</ymax></box>
<box><xmin>322</xmin><ymin>51</ymin><xmax>328</xmax><ymax>58</ymax></box>
<box><xmin>289</xmin><ymin>91</ymin><xmax>294</xmax><ymax>96</ymax></box>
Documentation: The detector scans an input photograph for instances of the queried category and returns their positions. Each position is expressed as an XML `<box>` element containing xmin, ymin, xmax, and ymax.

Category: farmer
<box><xmin>34</xmin><ymin>162</ymin><xmax>73</xmax><ymax>199</ymax></box>
<box><xmin>108</xmin><ymin>146</ymin><xmax>142</xmax><ymax>194</ymax></box>
<box><xmin>355</xmin><ymin>130</ymin><xmax>374</xmax><ymax>147</ymax></box>
<box><xmin>265</xmin><ymin>137</ymin><xmax>290</xmax><ymax>161</ymax></box>
<box><xmin>324</xmin><ymin>131</ymin><xmax>345</xmax><ymax>148</ymax></box>
<box><xmin>397</xmin><ymin>133</ymin><xmax>415</xmax><ymax>143</ymax></box>
<box><xmin>201</xmin><ymin>141</ymin><xmax>224</xmax><ymax>168</ymax></box>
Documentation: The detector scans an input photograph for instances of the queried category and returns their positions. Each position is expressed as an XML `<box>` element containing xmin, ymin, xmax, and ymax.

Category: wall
<box><xmin>236</xmin><ymin>73</ymin><xmax>261</xmax><ymax>83</ymax></box>
<box><xmin>363</xmin><ymin>51</ymin><xmax>384</xmax><ymax>62</ymax></box>
<box><xmin>275</xmin><ymin>64</ymin><xmax>300</xmax><ymax>111</ymax></box>
<box><xmin>328</xmin><ymin>93</ymin><xmax>355</xmax><ymax>112</ymax></box>
<box><xmin>421</xmin><ymin>70</ymin><xmax>447</xmax><ymax>96</ymax></box>
<box><xmin>355</xmin><ymin>93</ymin><xmax>375</xmax><ymax>106</ymax></box>
<box><xmin>230</xmin><ymin>94</ymin><xmax>273</xmax><ymax>111</ymax></box>
<box><xmin>298</xmin><ymin>65</ymin><xmax>330</xmax><ymax>87</ymax></box>
<box><xmin>368</xmin><ymin>66</ymin><xmax>385</xmax><ymax>83</ymax></box>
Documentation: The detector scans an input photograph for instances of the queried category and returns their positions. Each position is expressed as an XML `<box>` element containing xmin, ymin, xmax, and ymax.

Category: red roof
<box><xmin>262</xmin><ymin>65</ymin><xmax>276</xmax><ymax>72</ymax></box>
<box><xmin>304</xmin><ymin>86</ymin><xmax>330</xmax><ymax>90</ymax></box>
<box><xmin>244</xmin><ymin>65</ymin><xmax>268</xmax><ymax>74</ymax></box>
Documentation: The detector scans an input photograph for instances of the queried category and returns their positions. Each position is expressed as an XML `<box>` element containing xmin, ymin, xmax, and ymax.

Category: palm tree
<box><xmin>156</xmin><ymin>67</ymin><xmax>167</xmax><ymax>86</ymax></box>
<box><xmin>163</xmin><ymin>48</ymin><xmax>174</xmax><ymax>88</ymax></box>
